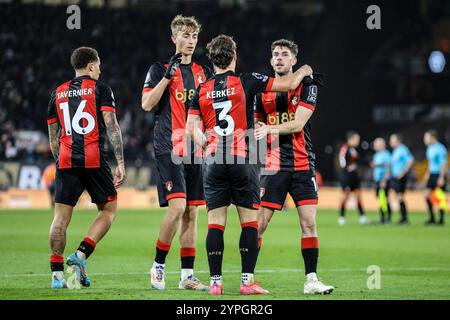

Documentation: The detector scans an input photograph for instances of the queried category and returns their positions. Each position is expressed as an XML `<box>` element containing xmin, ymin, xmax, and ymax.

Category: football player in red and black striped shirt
<box><xmin>47</xmin><ymin>47</ymin><xmax>125</xmax><ymax>289</ymax></box>
<box><xmin>338</xmin><ymin>131</ymin><xmax>367</xmax><ymax>225</ymax></box>
<box><xmin>187</xmin><ymin>35</ymin><xmax>313</xmax><ymax>295</ymax></box>
<box><xmin>253</xmin><ymin>39</ymin><xmax>334</xmax><ymax>295</ymax></box>
<box><xmin>141</xmin><ymin>15</ymin><xmax>212</xmax><ymax>291</ymax></box>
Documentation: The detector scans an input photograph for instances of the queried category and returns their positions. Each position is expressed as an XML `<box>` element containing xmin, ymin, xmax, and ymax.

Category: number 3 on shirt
<box><xmin>59</xmin><ymin>100</ymin><xmax>95</xmax><ymax>135</ymax></box>
<box><xmin>213</xmin><ymin>101</ymin><xmax>234</xmax><ymax>136</ymax></box>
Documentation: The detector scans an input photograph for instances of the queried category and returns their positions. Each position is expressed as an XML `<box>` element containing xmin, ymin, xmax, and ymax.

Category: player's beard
<box><xmin>275</xmin><ymin>69</ymin><xmax>289</xmax><ymax>77</ymax></box>
<box><xmin>274</xmin><ymin>65</ymin><xmax>291</xmax><ymax>77</ymax></box>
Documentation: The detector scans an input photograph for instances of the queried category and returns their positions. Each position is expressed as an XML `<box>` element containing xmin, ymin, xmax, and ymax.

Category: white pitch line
<box><xmin>1</xmin><ymin>267</ymin><xmax>450</xmax><ymax>278</ymax></box>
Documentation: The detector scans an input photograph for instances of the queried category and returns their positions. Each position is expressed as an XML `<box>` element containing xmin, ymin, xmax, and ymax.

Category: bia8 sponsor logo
<box><xmin>267</xmin><ymin>111</ymin><xmax>295</xmax><ymax>125</ymax></box>
<box><xmin>175</xmin><ymin>89</ymin><xmax>196</xmax><ymax>103</ymax></box>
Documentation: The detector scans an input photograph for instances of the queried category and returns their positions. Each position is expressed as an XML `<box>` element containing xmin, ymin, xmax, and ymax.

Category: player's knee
<box><xmin>102</xmin><ymin>208</ymin><xmax>117</xmax><ymax>223</ymax></box>
<box><xmin>300</xmin><ymin>219</ymin><xmax>316</xmax><ymax>234</ymax></box>
<box><xmin>51</xmin><ymin>214</ymin><xmax>70</xmax><ymax>230</ymax></box>
<box><xmin>168</xmin><ymin>202</ymin><xmax>187</xmax><ymax>220</ymax></box>
<box><xmin>258</xmin><ymin>220</ymin><xmax>268</xmax><ymax>235</ymax></box>
<box><xmin>174</xmin><ymin>203</ymin><xmax>188</xmax><ymax>216</ymax></box>
<box><xmin>183</xmin><ymin>206</ymin><xmax>198</xmax><ymax>222</ymax></box>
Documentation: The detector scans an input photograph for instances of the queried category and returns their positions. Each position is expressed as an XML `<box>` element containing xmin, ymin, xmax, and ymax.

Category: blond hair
<box><xmin>170</xmin><ymin>15</ymin><xmax>201</xmax><ymax>35</ymax></box>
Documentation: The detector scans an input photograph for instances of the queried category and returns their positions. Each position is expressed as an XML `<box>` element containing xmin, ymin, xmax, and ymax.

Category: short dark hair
<box><xmin>271</xmin><ymin>39</ymin><xmax>299</xmax><ymax>56</ymax></box>
<box><xmin>70</xmin><ymin>47</ymin><xmax>99</xmax><ymax>70</ymax></box>
<box><xmin>346</xmin><ymin>130</ymin><xmax>359</xmax><ymax>141</ymax></box>
<box><xmin>426</xmin><ymin>129</ymin><xmax>439</xmax><ymax>140</ymax></box>
<box><xmin>206</xmin><ymin>35</ymin><xmax>236</xmax><ymax>69</ymax></box>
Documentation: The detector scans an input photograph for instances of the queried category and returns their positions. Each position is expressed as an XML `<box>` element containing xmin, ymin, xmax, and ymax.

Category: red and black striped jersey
<box><xmin>47</xmin><ymin>75</ymin><xmax>116</xmax><ymax>169</ymax></box>
<box><xmin>339</xmin><ymin>144</ymin><xmax>359</xmax><ymax>172</ymax></box>
<box><xmin>142</xmin><ymin>61</ymin><xmax>212</xmax><ymax>157</ymax></box>
<box><xmin>188</xmin><ymin>71</ymin><xmax>274</xmax><ymax>158</ymax></box>
<box><xmin>254</xmin><ymin>76</ymin><xmax>319</xmax><ymax>172</ymax></box>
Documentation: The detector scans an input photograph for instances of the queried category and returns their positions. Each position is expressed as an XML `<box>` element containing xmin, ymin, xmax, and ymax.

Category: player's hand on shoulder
<box><xmin>164</xmin><ymin>53</ymin><xmax>183</xmax><ymax>79</ymax></box>
<box><xmin>299</xmin><ymin>64</ymin><xmax>313</xmax><ymax>77</ymax></box>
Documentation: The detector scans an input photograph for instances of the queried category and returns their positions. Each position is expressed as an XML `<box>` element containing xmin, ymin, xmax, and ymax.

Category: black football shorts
<box><xmin>156</xmin><ymin>153</ymin><xmax>205</xmax><ymax>207</ymax></box>
<box><xmin>202</xmin><ymin>163</ymin><xmax>260</xmax><ymax>211</ymax></box>
<box><xmin>260</xmin><ymin>169</ymin><xmax>318</xmax><ymax>210</ymax></box>
<box><xmin>54</xmin><ymin>167</ymin><xmax>117</xmax><ymax>207</ymax></box>
<box><xmin>426</xmin><ymin>173</ymin><xmax>447</xmax><ymax>191</ymax></box>
<box><xmin>391</xmin><ymin>175</ymin><xmax>408</xmax><ymax>194</ymax></box>
<box><xmin>341</xmin><ymin>170</ymin><xmax>361</xmax><ymax>191</ymax></box>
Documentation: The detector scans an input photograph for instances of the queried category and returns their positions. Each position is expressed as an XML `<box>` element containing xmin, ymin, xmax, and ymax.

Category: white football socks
<box><xmin>152</xmin><ymin>261</ymin><xmax>165</xmax><ymax>269</ymax></box>
<box><xmin>181</xmin><ymin>268</ymin><xmax>194</xmax><ymax>280</ymax></box>
<box><xmin>52</xmin><ymin>271</ymin><xmax>64</xmax><ymax>279</ymax></box>
<box><xmin>210</xmin><ymin>275</ymin><xmax>222</xmax><ymax>286</ymax></box>
<box><xmin>241</xmin><ymin>273</ymin><xmax>254</xmax><ymax>285</ymax></box>
<box><xmin>76</xmin><ymin>250</ymin><xmax>86</xmax><ymax>260</ymax></box>
<box><xmin>306</xmin><ymin>272</ymin><xmax>318</xmax><ymax>282</ymax></box>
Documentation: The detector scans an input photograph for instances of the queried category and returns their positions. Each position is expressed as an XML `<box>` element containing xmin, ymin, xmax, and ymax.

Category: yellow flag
<box><xmin>378</xmin><ymin>189</ymin><xmax>388</xmax><ymax>212</ymax></box>
<box><xmin>431</xmin><ymin>188</ymin><xmax>448</xmax><ymax>212</ymax></box>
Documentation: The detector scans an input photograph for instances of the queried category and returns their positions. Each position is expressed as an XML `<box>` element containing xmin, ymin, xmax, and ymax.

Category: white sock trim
<box><xmin>181</xmin><ymin>268</ymin><xmax>194</xmax><ymax>280</ymax></box>
<box><xmin>306</xmin><ymin>272</ymin><xmax>318</xmax><ymax>282</ymax></box>
<box><xmin>241</xmin><ymin>273</ymin><xmax>254</xmax><ymax>285</ymax></box>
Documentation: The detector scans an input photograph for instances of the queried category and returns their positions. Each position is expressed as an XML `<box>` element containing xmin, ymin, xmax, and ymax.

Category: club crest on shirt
<box><xmin>260</xmin><ymin>187</ymin><xmax>265</xmax><ymax>198</ymax></box>
<box><xmin>264</xmin><ymin>98</ymin><xmax>273</xmax><ymax>104</ymax></box>
<box><xmin>165</xmin><ymin>181</ymin><xmax>173</xmax><ymax>191</ymax></box>
<box><xmin>196</xmin><ymin>73</ymin><xmax>205</xmax><ymax>84</ymax></box>
<box><xmin>290</xmin><ymin>95</ymin><xmax>299</xmax><ymax>106</ymax></box>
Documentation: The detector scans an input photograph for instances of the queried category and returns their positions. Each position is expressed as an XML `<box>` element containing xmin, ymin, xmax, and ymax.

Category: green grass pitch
<box><xmin>0</xmin><ymin>208</ymin><xmax>449</xmax><ymax>300</ymax></box>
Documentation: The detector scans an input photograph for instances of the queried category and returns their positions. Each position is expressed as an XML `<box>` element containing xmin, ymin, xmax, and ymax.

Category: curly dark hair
<box><xmin>206</xmin><ymin>35</ymin><xmax>236</xmax><ymax>69</ymax></box>
<box><xmin>70</xmin><ymin>47</ymin><xmax>99</xmax><ymax>70</ymax></box>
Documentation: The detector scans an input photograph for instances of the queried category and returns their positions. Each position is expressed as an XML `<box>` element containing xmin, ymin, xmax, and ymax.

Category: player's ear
<box><xmin>171</xmin><ymin>34</ymin><xmax>177</xmax><ymax>45</ymax></box>
<box><xmin>292</xmin><ymin>56</ymin><xmax>297</xmax><ymax>67</ymax></box>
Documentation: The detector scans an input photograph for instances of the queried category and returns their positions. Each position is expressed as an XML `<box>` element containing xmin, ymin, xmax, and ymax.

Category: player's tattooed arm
<box><xmin>103</xmin><ymin>111</ymin><xmax>126</xmax><ymax>188</ymax></box>
<box><xmin>48</xmin><ymin>123</ymin><xmax>61</xmax><ymax>160</ymax></box>
<box><xmin>255</xmin><ymin>107</ymin><xmax>313</xmax><ymax>140</ymax></box>
<box><xmin>186</xmin><ymin>114</ymin><xmax>207</xmax><ymax>149</ymax></box>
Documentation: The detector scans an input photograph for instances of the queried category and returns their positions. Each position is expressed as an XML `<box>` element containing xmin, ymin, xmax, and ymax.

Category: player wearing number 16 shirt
<box><xmin>186</xmin><ymin>34</ymin><xmax>313</xmax><ymax>295</ymax></box>
<box><xmin>47</xmin><ymin>47</ymin><xmax>125</xmax><ymax>290</ymax></box>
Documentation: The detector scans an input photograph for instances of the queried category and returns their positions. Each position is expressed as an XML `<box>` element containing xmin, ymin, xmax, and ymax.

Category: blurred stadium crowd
<box><xmin>0</xmin><ymin>0</ymin><xmax>449</xmax><ymax>185</ymax></box>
